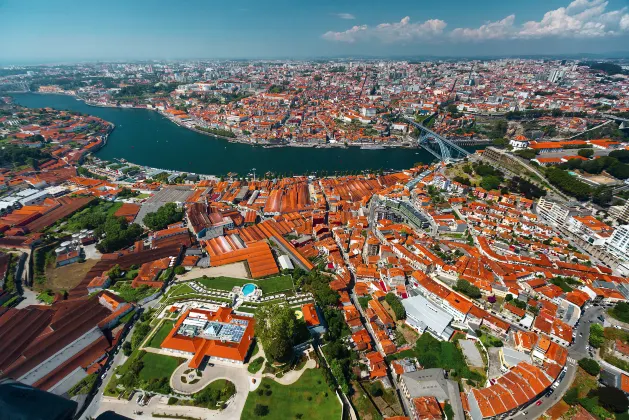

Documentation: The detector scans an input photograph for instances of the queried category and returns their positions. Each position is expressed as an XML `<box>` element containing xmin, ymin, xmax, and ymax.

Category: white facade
<box><xmin>606</xmin><ymin>225</ymin><xmax>629</xmax><ymax>261</ymax></box>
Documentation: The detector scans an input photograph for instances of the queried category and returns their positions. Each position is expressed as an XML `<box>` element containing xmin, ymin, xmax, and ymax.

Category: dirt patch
<box><xmin>43</xmin><ymin>259</ymin><xmax>99</xmax><ymax>292</ymax></box>
<box><xmin>397</xmin><ymin>321</ymin><xmax>419</xmax><ymax>347</ymax></box>
<box><xmin>176</xmin><ymin>262</ymin><xmax>249</xmax><ymax>281</ymax></box>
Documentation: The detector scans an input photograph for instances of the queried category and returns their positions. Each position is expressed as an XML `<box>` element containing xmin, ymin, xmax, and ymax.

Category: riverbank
<box><xmin>30</xmin><ymin>91</ymin><xmax>414</xmax><ymax>150</ymax></box>
<box><xmin>10</xmin><ymin>93</ymin><xmax>461</xmax><ymax>175</ymax></box>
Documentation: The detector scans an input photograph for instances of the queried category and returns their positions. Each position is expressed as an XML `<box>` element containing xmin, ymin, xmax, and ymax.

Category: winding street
<box><xmin>506</xmin><ymin>306</ymin><xmax>605</xmax><ymax>420</ymax></box>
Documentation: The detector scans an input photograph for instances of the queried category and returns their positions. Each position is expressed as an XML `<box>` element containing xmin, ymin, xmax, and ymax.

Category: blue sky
<box><xmin>2</xmin><ymin>0</ymin><xmax>629</xmax><ymax>63</ymax></box>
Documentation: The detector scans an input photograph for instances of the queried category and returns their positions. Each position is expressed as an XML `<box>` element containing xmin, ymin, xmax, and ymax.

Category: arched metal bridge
<box><xmin>404</xmin><ymin>116</ymin><xmax>470</xmax><ymax>163</ymax></box>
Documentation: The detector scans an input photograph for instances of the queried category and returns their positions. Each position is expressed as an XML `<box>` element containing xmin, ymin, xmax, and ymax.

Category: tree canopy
<box><xmin>143</xmin><ymin>203</ymin><xmax>184</xmax><ymax>231</ymax></box>
<box><xmin>95</xmin><ymin>216</ymin><xmax>144</xmax><ymax>253</ymax></box>
<box><xmin>0</xmin><ymin>145</ymin><xmax>50</xmax><ymax>168</ymax></box>
<box><xmin>545</xmin><ymin>167</ymin><xmax>593</xmax><ymax>201</ymax></box>
<box><xmin>590</xmin><ymin>386</ymin><xmax>629</xmax><ymax>413</ymax></box>
<box><xmin>578</xmin><ymin>358</ymin><xmax>600</xmax><ymax>376</ymax></box>
<box><xmin>610</xmin><ymin>302</ymin><xmax>629</xmax><ymax>323</ymax></box>
<box><xmin>254</xmin><ymin>304</ymin><xmax>298</xmax><ymax>363</ymax></box>
<box><xmin>384</xmin><ymin>293</ymin><xmax>406</xmax><ymax>320</ymax></box>
<box><xmin>454</xmin><ymin>279</ymin><xmax>481</xmax><ymax>299</ymax></box>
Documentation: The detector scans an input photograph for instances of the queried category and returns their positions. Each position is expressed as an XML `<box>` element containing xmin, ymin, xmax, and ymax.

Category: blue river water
<box><xmin>11</xmin><ymin>93</ymin><xmax>448</xmax><ymax>176</ymax></box>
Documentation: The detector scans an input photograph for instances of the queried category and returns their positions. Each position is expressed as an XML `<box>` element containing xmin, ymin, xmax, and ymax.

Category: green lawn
<box><xmin>138</xmin><ymin>352</ymin><xmax>184</xmax><ymax>382</ymax></box>
<box><xmin>241</xmin><ymin>368</ymin><xmax>341</xmax><ymax>420</ymax></box>
<box><xmin>148</xmin><ymin>321</ymin><xmax>175</xmax><ymax>348</ymax></box>
<box><xmin>196</xmin><ymin>275</ymin><xmax>294</xmax><ymax>295</ymax></box>
<box><xmin>105</xmin><ymin>350</ymin><xmax>184</xmax><ymax>397</ymax></box>
<box><xmin>167</xmin><ymin>283</ymin><xmax>196</xmax><ymax>298</ymax></box>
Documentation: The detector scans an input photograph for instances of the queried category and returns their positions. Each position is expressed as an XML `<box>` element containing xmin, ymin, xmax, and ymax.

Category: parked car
<box><xmin>536</xmin><ymin>400</ymin><xmax>543</xmax><ymax>406</ymax></box>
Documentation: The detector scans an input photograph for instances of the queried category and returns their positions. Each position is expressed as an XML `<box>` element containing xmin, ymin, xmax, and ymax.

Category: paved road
<box><xmin>80</xmin><ymin>315</ymin><xmax>140</xmax><ymax>420</ymax></box>
<box><xmin>506</xmin><ymin>306</ymin><xmax>604</xmax><ymax>420</ymax></box>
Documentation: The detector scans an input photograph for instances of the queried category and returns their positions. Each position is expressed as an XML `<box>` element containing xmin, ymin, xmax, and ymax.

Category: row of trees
<box><xmin>545</xmin><ymin>167</ymin><xmax>593</xmax><ymax>201</ymax></box>
<box><xmin>560</xmin><ymin>155</ymin><xmax>629</xmax><ymax>180</ymax></box>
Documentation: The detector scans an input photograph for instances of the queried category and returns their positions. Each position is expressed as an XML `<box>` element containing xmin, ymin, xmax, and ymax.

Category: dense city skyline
<box><xmin>3</xmin><ymin>0</ymin><xmax>629</xmax><ymax>63</ymax></box>
<box><xmin>3</xmin><ymin>3</ymin><xmax>629</xmax><ymax>420</ymax></box>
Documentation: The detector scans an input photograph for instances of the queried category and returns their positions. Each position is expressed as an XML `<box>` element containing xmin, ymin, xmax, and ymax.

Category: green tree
<box><xmin>254</xmin><ymin>404</ymin><xmax>269</xmax><ymax>416</ymax></box>
<box><xmin>589</xmin><ymin>324</ymin><xmax>605</xmax><ymax>348</ymax></box>
<box><xmin>122</xmin><ymin>341</ymin><xmax>132</xmax><ymax>356</ymax></box>
<box><xmin>515</xmin><ymin>149</ymin><xmax>537</xmax><ymax>160</ymax></box>
<box><xmin>143</xmin><ymin>203</ymin><xmax>184</xmax><ymax>231</ymax></box>
<box><xmin>610</xmin><ymin>302</ymin><xmax>629</xmax><ymax>323</ymax></box>
<box><xmin>444</xmin><ymin>403</ymin><xmax>454</xmax><ymax>419</ymax></box>
<box><xmin>369</xmin><ymin>383</ymin><xmax>383</xmax><ymax>397</ymax></box>
<box><xmin>592</xmin><ymin>187</ymin><xmax>612</xmax><ymax>207</ymax></box>
<box><xmin>384</xmin><ymin>293</ymin><xmax>406</xmax><ymax>319</ymax></box>
<box><xmin>578</xmin><ymin>148</ymin><xmax>594</xmax><ymax>158</ymax></box>
<box><xmin>594</xmin><ymin>386</ymin><xmax>629</xmax><ymax>413</ymax></box>
<box><xmin>254</xmin><ymin>304</ymin><xmax>298</xmax><ymax>363</ymax></box>
<box><xmin>480</xmin><ymin>175</ymin><xmax>501</xmax><ymax>191</ymax></box>
<box><xmin>578</xmin><ymin>358</ymin><xmax>601</xmax><ymax>376</ymax></box>
<box><xmin>454</xmin><ymin>279</ymin><xmax>481</xmax><ymax>299</ymax></box>
<box><xmin>545</xmin><ymin>167</ymin><xmax>593</xmax><ymax>201</ymax></box>
<box><xmin>563</xmin><ymin>387</ymin><xmax>579</xmax><ymax>405</ymax></box>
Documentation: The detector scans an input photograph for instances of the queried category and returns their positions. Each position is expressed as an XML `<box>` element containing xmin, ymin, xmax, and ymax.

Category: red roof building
<box><xmin>161</xmin><ymin>307</ymin><xmax>254</xmax><ymax>367</ymax></box>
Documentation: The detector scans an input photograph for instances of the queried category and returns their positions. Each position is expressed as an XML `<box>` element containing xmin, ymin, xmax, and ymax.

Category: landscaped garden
<box><xmin>167</xmin><ymin>379</ymin><xmax>235</xmax><ymax>411</ymax></box>
<box><xmin>476</xmin><ymin>328</ymin><xmax>504</xmax><ymax>348</ymax></box>
<box><xmin>600</xmin><ymin>327</ymin><xmax>629</xmax><ymax>373</ymax></box>
<box><xmin>105</xmin><ymin>350</ymin><xmax>185</xmax><ymax>397</ymax></box>
<box><xmin>111</xmin><ymin>281</ymin><xmax>158</xmax><ymax>303</ymax></box>
<box><xmin>241</xmin><ymin>368</ymin><xmax>341</xmax><ymax>419</ymax></box>
<box><xmin>36</xmin><ymin>290</ymin><xmax>55</xmax><ymax>304</ymax></box>
<box><xmin>196</xmin><ymin>275</ymin><xmax>294</xmax><ymax>295</ymax></box>
<box><xmin>147</xmin><ymin>321</ymin><xmax>175</xmax><ymax>348</ymax></box>
<box><xmin>165</xmin><ymin>283</ymin><xmax>196</xmax><ymax>298</ymax></box>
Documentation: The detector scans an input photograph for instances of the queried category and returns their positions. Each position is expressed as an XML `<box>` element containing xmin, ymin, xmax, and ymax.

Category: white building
<box><xmin>536</xmin><ymin>197</ymin><xmax>581</xmax><ymax>227</ymax></box>
<box><xmin>606</xmin><ymin>225</ymin><xmax>629</xmax><ymax>261</ymax></box>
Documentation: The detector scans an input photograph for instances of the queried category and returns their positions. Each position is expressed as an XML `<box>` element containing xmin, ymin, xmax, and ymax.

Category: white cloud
<box><xmin>322</xmin><ymin>16</ymin><xmax>447</xmax><ymax>43</ymax></box>
<box><xmin>452</xmin><ymin>0</ymin><xmax>629</xmax><ymax>41</ymax></box>
<box><xmin>323</xmin><ymin>0</ymin><xmax>629</xmax><ymax>44</ymax></box>
<box><xmin>451</xmin><ymin>15</ymin><xmax>516</xmax><ymax>40</ymax></box>
<box><xmin>335</xmin><ymin>13</ymin><xmax>356</xmax><ymax>20</ymax></box>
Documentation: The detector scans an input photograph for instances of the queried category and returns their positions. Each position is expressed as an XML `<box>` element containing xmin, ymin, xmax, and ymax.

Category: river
<box><xmin>11</xmin><ymin>93</ymin><xmax>450</xmax><ymax>176</ymax></box>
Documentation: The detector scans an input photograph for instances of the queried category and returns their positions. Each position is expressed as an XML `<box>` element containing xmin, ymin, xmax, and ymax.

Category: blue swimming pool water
<box><xmin>242</xmin><ymin>284</ymin><xmax>256</xmax><ymax>296</ymax></box>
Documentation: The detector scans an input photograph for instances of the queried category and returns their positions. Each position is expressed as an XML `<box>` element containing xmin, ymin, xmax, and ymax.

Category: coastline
<box><xmin>25</xmin><ymin>91</ymin><xmax>415</xmax><ymax>150</ymax></box>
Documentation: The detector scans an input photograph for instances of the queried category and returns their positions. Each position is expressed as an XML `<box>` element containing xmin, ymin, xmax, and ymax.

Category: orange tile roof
<box><xmin>161</xmin><ymin>307</ymin><xmax>254</xmax><ymax>367</ymax></box>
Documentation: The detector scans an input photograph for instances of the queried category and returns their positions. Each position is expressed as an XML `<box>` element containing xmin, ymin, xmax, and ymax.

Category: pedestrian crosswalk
<box><xmin>567</xmin><ymin>357</ymin><xmax>576</xmax><ymax>364</ymax></box>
